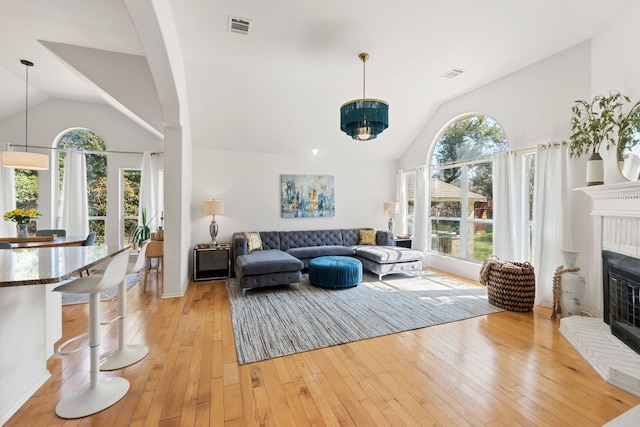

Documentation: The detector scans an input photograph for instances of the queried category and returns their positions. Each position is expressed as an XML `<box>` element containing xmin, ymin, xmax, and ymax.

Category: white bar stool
<box><xmin>100</xmin><ymin>242</ymin><xmax>150</xmax><ymax>371</ymax></box>
<box><xmin>52</xmin><ymin>250</ymin><xmax>131</xmax><ymax>419</ymax></box>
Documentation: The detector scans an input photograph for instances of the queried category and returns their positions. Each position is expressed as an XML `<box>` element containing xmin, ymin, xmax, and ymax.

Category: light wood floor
<box><xmin>7</xmin><ymin>269</ymin><xmax>640</xmax><ymax>426</ymax></box>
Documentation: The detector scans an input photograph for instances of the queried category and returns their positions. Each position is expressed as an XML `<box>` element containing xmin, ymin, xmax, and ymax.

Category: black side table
<box><xmin>393</xmin><ymin>238</ymin><xmax>412</xmax><ymax>249</ymax></box>
<box><xmin>193</xmin><ymin>243</ymin><xmax>230</xmax><ymax>281</ymax></box>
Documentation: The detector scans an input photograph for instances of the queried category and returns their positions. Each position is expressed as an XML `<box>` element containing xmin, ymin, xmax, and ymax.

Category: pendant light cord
<box><xmin>21</xmin><ymin>59</ymin><xmax>34</xmax><ymax>153</ymax></box>
<box><xmin>25</xmin><ymin>62</ymin><xmax>28</xmax><ymax>152</ymax></box>
<box><xmin>362</xmin><ymin>57</ymin><xmax>366</xmax><ymax>99</ymax></box>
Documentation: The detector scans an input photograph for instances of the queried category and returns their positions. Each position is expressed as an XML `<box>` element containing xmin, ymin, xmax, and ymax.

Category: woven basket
<box><xmin>486</xmin><ymin>260</ymin><xmax>536</xmax><ymax>312</ymax></box>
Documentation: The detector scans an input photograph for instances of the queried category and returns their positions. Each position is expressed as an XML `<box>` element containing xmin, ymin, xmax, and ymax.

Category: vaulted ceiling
<box><xmin>0</xmin><ymin>0</ymin><xmax>630</xmax><ymax>160</ymax></box>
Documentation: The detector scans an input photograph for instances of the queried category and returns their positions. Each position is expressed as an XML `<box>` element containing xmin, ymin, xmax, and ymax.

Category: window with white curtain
<box><xmin>522</xmin><ymin>152</ymin><xmax>536</xmax><ymax>262</ymax></box>
<box><xmin>429</xmin><ymin>115</ymin><xmax>508</xmax><ymax>262</ymax></box>
<box><xmin>13</xmin><ymin>169</ymin><xmax>39</xmax><ymax>234</ymax></box>
<box><xmin>122</xmin><ymin>169</ymin><xmax>141</xmax><ymax>244</ymax></box>
<box><xmin>56</xmin><ymin>129</ymin><xmax>106</xmax><ymax>244</ymax></box>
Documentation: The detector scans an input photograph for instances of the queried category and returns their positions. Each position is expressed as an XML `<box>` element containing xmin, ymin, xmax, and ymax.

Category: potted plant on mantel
<box><xmin>569</xmin><ymin>91</ymin><xmax>632</xmax><ymax>186</ymax></box>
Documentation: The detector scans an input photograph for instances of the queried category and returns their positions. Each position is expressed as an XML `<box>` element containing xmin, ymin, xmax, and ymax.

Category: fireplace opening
<box><xmin>603</xmin><ymin>250</ymin><xmax>640</xmax><ymax>355</ymax></box>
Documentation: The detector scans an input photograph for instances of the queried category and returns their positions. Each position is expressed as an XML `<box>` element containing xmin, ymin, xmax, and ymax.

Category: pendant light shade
<box><xmin>1</xmin><ymin>151</ymin><xmax>49</xmax><ymax>170</ymax></box>
<box><xmin>1</xmin><ymin>59</ymin><xmax>49</xmax><ymax>170</ymax></box>
<box><xmin>340</xmin><ymin>53</ymin><xmax>389</xmax><ymax>141</ymax></box>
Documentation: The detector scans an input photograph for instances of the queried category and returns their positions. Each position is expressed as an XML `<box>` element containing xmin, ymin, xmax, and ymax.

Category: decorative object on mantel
<box><xmin>203</xmin><ymin>199</ymin><xmax>224</xmax><ymax>246</ymax></box>
<box><xmin>3</xmin><ymin>208</ymin><xmax>42</xmax><ymax>238</ymax></box>
<box><xmin>569</xmin><ymin>91</ymin><xmax>633</xmax><ymax>186</ymax></box>
<box><xmin>383</xmin><ymin>201</ymin><xmax>399</xmax><ymax>233</ymax></box>
<box><xmin>1</xmin><ymin>59</ymin><xmax>49</xmax><ymax>170</ymax></box>
<box><xmin>340</xmin><ymin>52</ymin><xmax>389</xmax><ymax>141</ymax></box>
<box><xmin>551</xmin><ymin>250</ymin><xmax>586</xmax><ymax>319</ymax></box>
<box><xmin>617</xmin><ymin>100</ymin><xmax>640</xmax><ymax>181</ymax></box>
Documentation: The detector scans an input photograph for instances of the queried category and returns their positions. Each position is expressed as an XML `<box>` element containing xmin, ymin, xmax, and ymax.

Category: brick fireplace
<box><xmin>560</xmin><ymin>181</ymin><xmax>640</xmax><ymax>398</ymax></box>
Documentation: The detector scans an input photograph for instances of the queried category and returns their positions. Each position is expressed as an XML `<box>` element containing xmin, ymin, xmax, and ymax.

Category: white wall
<box><xmin>0</xmin><ymin>99</ymin><xmax>163</xmax><ymax>245</ymax></box>
<box><xmin>591</xmin><ymin>0</ymin><xmax>640</xmax><ymax>186</ymax></box>
<box><xmin>190</xmin><ymin>148</ymin><xmax>396</xmax><ymax>251</ymax></box>
<box><xmin>396</xmin><ymin>0</ymin><xmax>640</xmax><ymax>310</ymax></box>
<box><xmin>398</xmin><ymin>41</ymin><xmax>593</xmax><ymax>281</ymax></box>
<box><xmin>399</xmin><ymin>41</ymin><xmax>591</xmax><ymax>169</ymax></box>
<box><xmin>575</xmin><ymin>0</ymin><xmax>640</xmax><ymax>315</ymax></box>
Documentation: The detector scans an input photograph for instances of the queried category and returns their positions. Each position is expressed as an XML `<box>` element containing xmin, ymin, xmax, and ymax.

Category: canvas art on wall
<box><xmin>281</xmin><ymin>175</ymin><xmax>335</xmax><ymax>218</ymax></box>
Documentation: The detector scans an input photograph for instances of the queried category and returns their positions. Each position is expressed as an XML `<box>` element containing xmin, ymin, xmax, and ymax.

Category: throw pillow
<box><xmin>242</xmin><ymin>232</ymin><xmax>263</xmax><ymax>252</ymax></box>
<box><xmin>358</xmin><ymin>229</ymin><xmax>377</xmax><ymax>245</ymax></box>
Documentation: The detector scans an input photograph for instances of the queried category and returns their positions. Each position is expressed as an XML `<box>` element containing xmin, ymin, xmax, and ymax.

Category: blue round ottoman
<box><xmin>308</xmin><ymin>256</ymin><xmax>362</xmax><ymax>288</ymax></box>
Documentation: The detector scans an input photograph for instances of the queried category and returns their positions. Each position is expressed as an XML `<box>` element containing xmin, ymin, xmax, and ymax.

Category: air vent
<box><xmin>441</xmin><ymin>68</ymin><xmax>466</xmax><ymax>79</ymax></box>
<box><xmin>228</xmin><ymin>16</ymin><xmax>251</xmax><ymax>35</ymax></box>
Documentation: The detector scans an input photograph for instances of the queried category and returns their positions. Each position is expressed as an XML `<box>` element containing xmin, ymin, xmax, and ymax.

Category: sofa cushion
<box><xmin>279</xmin><ymin>229</ymin><xmax>343</xmax><ymax>250</ymax></box>
<box><xmin>236</xmin><ymin>250</ymin><xmax>303</xmax><ymax>276</ymax></box>
<box><xmin>242</xmin><ymin>232</ymin><xmax>263</xmax><ymax>252</ymax></box>
<box><xmin>353</xmin><ymin>246</ymin><xmax>423</xmax><ymax>264</ymax></box>
<box><xmin>358</xmin><ymin>229</ymin><xmax>377</xmax><ymax>245</ymax></box>
<box><xmin>287</xmin><ymin>245</ymin><xmax>354</xmax><ymax>259</ymax></box>
<box><xmin>259</xmin><ymin>231</ymin><xmax>281</xmax><ymax>250</ymax></box>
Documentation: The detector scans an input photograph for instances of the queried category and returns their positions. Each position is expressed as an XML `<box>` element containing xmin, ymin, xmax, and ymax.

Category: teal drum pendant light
<box><xmin>340</xmin><ymin>52</ymin><xmax>389</xmax><ymax>141</ymax></box>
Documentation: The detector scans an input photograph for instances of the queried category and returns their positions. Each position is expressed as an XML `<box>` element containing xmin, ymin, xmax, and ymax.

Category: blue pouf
<box><xmin>308</xmin><ymin>256</ymin><xmax>362</xmax><ymax>288</ymax></box>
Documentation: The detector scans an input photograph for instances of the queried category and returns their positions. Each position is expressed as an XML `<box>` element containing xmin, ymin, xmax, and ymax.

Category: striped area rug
<box><xmin>226</xmin><ymin>271</ymin><xmax>503</xmax><ymax>365</ymax></box>
<box><xmin>61</xmin><ymin>272</ymin><xmax>144</xmax><ymax>305</ymax></box>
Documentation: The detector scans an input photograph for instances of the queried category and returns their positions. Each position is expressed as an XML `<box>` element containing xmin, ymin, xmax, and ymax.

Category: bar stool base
<box><xmin>55</xmin><ymin>377</ymin><xmax>129</xmax><ymax>419</ymax></box>
<box><xmin>100</xmin><ymin>345</ymin><xmax>149</xmax><ymax>371</ymax></box>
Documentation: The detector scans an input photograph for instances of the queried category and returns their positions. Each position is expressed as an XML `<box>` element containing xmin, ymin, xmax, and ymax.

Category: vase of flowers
<box><xmin>3</xmin><ymin>209</ymin><xmax>42</xmax><ymax>238</ymax></box>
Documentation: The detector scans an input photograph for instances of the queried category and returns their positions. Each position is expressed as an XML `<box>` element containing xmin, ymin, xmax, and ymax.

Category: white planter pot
<box><xmin>560</xmin><ymin>250</ymin><xmax>585</xmax><ymax>317</ymax></box>
<box><xmin>586</xmin><ymin>152</ymin><xmax>604</xmax><ymax>186</ymax></box>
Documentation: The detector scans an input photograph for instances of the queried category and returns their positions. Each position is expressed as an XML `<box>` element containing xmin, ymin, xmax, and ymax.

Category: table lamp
<box><xmin>383</xmin><ymin>201</ymin><xmax>399</xmax><ymax>233</ymax></box>
<box><xmin>203</xmin><ymin>199</ymin><xmax>224</xmax><ymax>246</ymax></box>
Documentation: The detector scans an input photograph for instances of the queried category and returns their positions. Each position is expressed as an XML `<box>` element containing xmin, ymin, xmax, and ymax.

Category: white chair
<box><xmin>100</xmin><ymin>242</ymin><xmax>150</xmax><ymax>371</ymax></box>
<box><xmin>52</xmin><ymin>250</ymin><xmax>131</xmax><ymax>419</ymax></box>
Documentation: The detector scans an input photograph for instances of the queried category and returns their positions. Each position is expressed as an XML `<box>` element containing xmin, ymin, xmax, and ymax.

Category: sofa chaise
<box><xmin>232</xmin><ymin>228</ymin><xmax>423</xmax><ymax>294</ymax></box>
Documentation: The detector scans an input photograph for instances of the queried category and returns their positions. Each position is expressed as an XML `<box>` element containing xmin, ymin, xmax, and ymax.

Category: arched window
<box><xmin>429</xmin><ymin>115</ymin><xmax>507</xmax><ymax>262</ymax></box>
<box><xmin>57</xmin><ymin>129</ymin><xmax>107</xmax><ymax>243</ymax></box>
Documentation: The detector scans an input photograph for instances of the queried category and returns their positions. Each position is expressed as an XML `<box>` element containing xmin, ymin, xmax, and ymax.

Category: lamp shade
<box><xmin>340</xmin><ymin>99</ymin><xmax>389</xmax><ymax>141</ymax></box>
<box><xmin>383</xmin><ymin>201</ymin><xmax>399</xmax><ymax>215</ymax></box>
<box><xmin>1</xmin><ymin>59</ymin><xmax>50</xmax><ymax>171</ymax></box>
<box><xmin>1</xmin><ymin>151</ymin><xmax>49</xmax><ymax>170</ymax></box>
<box><xmin>203</xmin><ymin>199</ymin><xmax>224</xmax><ymax>216</ymax></box>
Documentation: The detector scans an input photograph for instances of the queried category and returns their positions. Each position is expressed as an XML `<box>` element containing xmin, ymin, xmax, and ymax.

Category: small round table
<box><xmin>308</xmin><ymin>256</ymin><xmax>362</xmax><ymax>288</ymax></box>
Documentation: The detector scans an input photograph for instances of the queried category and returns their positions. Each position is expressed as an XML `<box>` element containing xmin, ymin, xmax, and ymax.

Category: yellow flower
<box><xmin>3</xmin><ymin>209</ymin><xmax>42</xmax><ymax>224</ymax></box>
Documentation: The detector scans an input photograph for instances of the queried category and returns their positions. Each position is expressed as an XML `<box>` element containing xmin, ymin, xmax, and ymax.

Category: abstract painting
<box><xmin>281</xmin><ymin>175</ymin><xmax>335</xmax><ymax>218</ymax></box>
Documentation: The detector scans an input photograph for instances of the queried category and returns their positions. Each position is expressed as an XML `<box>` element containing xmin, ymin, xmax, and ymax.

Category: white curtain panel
<box><xmin>139</xmin><ymin>151</ymin><xmax>160</xmax><ymax>228</ymax></box>
<box><xmin>412</xmin><ymin>166</ymin><xmax>430</xmax><ymax>257</ymax></box>
<box><xmin>395</xmin><ymin>170</ymin><xmax>407</xmax><ymax>235</ymax></box>
<box><xmin>493</xmin><ymin>151</ymin><xmax>522</xmax><ymax>260</ymax></box>
<box><xmin>532</xmin><ymin>142</ymin><xmax>572</xmax><ymax>307</ymax></box>
<box><xmin>61</xmin><ymin>150</ymin><xmax>89</xmax><ymax>237</ymax></box>
<box><xmin>0</xmin><ymin>142</ymin><xmax>16</xmax><ymax>236</ymax></box>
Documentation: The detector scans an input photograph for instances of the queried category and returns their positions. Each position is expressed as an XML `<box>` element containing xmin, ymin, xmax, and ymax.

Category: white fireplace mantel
<box><xmin>578</xmin><ymin>181</ymin><xmax>640</xmax><ymax>217</ymax></box>
<box><xmin>561</xmin><ymin>180</ymin><xmax>640</xmax><ymax>404</ymax></box>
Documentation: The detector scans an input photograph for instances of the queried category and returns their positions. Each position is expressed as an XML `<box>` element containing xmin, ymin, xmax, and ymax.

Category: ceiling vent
<box><xmin>228</xmin><ymin>16</ymin><xmax>251</xmax><ymax>35</ymax></box>
<box><xmin>441</xmin><ymin>68</ymin><xmax>466</xmax><ymax>79</ymax></box>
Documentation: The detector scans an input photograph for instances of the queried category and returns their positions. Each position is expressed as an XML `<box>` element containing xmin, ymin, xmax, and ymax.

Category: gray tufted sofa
<box><xmin>232</xmin><ymin>228</ymin><xmax>423</xmax><ymax>294</ymax></box>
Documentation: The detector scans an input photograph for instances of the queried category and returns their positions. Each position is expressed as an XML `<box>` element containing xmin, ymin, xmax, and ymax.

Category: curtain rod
<box><xmin>7</xmin><ymin>143</ymin><xmax>163</xmax><ymax>155</ymax></box>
